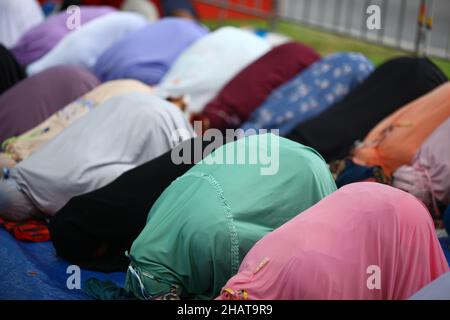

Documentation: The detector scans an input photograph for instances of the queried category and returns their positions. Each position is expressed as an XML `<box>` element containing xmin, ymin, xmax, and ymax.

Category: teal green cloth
<box><xmin>83</xmin><ymin>278</ymin><xmax>135</xmax><ymax>300</ymax></box>
<box><xmin>125</xmin><ymin>133</ymin><xmax>337</xmax><ymax>300</ymax></box>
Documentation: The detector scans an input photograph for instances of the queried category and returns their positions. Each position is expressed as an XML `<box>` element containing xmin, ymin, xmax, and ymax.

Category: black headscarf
<box><xmin>0</xmin><ymin>44</ymin><xmax>26</xmax><ymax>95</ymax></box>
<box><xmin>286</xmin><ymin>57</ymin><xmax>448</xmax><ymax>162</ymax></box>
<box><xmin>49</xmin><ymin>137</ymin><xmax>223</xmax><ymax>272</ymax></box>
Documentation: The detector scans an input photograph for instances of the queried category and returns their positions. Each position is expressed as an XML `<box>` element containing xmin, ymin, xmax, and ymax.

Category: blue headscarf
<box><xmin>241</xmin><ymin>52</ymin><xmax>374</xmax><ymax>135</ymax></box>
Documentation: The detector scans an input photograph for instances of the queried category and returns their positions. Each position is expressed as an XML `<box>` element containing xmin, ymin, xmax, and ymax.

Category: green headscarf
<box><xmin>125</xmin><ymin>133</ymin><xmax>337</xmax><ymax>300</ymax></box>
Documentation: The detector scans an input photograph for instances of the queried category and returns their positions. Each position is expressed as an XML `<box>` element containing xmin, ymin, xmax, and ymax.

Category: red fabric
<box><xmin>194</xmin><ymin>0</ymin><xmax>274</xmax><ymax>19</ymax></box>
<box><xmin>0</xmin><ymin>218</ymin><xmax>50</xmax><ymax>242</ymax></box>
<box><xmin>151</xmin><ymin>0</ymin><xmax>163</xmax><ymax>15</ymax></box>
<box><xmin>38</xmin><ymin>0</ymin><xmax>271</xmax><ymax>19</ymax></box>
<box><xmin>37</xmin><ymin>0</ymin><xmax>163</xmax><ymax>14</ymax></box>
<box><xmin>201</xmin><ymin>42</ymin><xmax>321</xmax><ymax>132</ymax></box>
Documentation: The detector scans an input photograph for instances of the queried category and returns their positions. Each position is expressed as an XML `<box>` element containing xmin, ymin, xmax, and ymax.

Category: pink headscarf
<box><xmin>393</xmin><ymin>117</ymin><xmax>450</xmax><ymax>214</ymax></box>
<box><xmin>218</xmin><ymin>182</ymin><xmax>448</xmax><ymax>300</ymax></box>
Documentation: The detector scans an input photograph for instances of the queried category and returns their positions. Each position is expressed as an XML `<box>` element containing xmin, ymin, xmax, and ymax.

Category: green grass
<box><xmin>202</xmin><ymin>19</ymin><xmax>450</xmax><ymax>78</ymax></box>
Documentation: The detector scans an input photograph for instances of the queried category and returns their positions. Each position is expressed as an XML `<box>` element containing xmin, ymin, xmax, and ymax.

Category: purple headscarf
<box><xmin>11</xmin><ymin>6</ymin><xmax>115</xmax><ymax>66</ymax></box>
<box><xmin>93</xmin><ymin>17</ymin><xmax>208</xmax><ymax>85</ymax></box>
<box><xmin>0</xmin><ymin>66</ymin><xmax>99</xmax><ymax>143</ymax></box>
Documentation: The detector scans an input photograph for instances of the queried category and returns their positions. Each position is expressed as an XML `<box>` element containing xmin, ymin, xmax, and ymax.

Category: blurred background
<box><xmin>37</xmin><ymin>0</ymin><xmax>450</xmax><ymax>75</ymax></box>
<box><xmin>192</xmin><ymin>0</ymin><xmax>450</xmax><ymax>77</ymax></box>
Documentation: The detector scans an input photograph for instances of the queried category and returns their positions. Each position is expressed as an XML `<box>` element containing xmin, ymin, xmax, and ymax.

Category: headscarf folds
<box><xmin>393</xmin><ymin>117</ymin><xmax>450</xmax><ymax>211</ymax></box>
<box><xmin>26</xmin><ymin>12</ymin><xmax>148</xmax><ymax>76</ymax></box>
<box><xmin>241</xmin><ymin>52</ymin><xmax>374</xmax><ymax>135</ymax></box>
<box><xmin>201</xmin><ymin>42</ymin><xmax>321</xmax><ymax>132</ymax></box>
<box><xmin>50</xmin><ymin>137</ymin><xmax>222</xmax><ymax>272</ymax></box>
<box><xmin>218</xmin><ymin>183</ymin><xmax>449</xmax><ymax>300</ymax></box>
<box><xmin>354</xmin><ymin>82</ymin><xmax>450</xmax><ymax>176</ymax></box>
<box><xmin>9</xmin><ymin>92</ymin><xmax>194</xmax><ymax>215</ymax></box>
<box><xmin>2</xmin><ymin>80</ymin><xmax>153</xmax><ymax>164</ymax></box>
<box><xmin>286</xmin><ymin>57</ymin><xmax>447</xmax><ymax>162</ymax></box>
<box><xmin>11</xmin><ymin>6</ymin><xmax>115</xmax><ymax>66</ymax></box>
<box><xmin>125</xmin><ymin>133</ymin><xmax>337</xmax><ymax>300</ymax></box>
<box><xmin>93</xmin><ymin>18</ymin><xmax>208</xmax><ymax>85</ymax></box>
<box><xmin>0</xmin><ymin>65</ymin><xmax>99</xmax><ymax>144</ymax></box>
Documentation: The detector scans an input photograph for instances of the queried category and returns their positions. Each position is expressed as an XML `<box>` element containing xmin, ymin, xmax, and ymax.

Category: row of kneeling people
<box><xmin>0</xmin><ymin>130</ymin><xmax>449</xmax><ymax>300</ymax></box>
<box><xmin>0</xmin><ymin>0</ymin><xmax>196</xmax><ymax>53</ymax></box>
<box><xmin>3</xmin><ymin>134</ymin><xmax>450</xmax><ymax>300</ymax></box>
<box><xmin>1</xmin><ymin>46</ymin><xmax>449</xmax><ymax>218</ymax></box>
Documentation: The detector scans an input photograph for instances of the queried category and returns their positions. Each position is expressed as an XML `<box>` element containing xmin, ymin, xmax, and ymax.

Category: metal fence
<box><xmin>194</xmin><ymin>0</ymin><xmax>450</xmax><ymax>60</ymax></box>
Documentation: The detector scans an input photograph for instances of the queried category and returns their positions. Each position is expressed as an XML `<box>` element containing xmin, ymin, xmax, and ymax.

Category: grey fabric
<box><xmin>10</xmin><ymin>92</ymin><xmax>194</xmax><ymax>216</ymax></box>
<box><xmin>0</xmin><ymin>170</ymin><xmax>38</xmax><ymax>221</ymax></box>
<box><xmin>410</xmin><ymin>271</ymin><xmax>450</xmax><ymax>300</ymax></box>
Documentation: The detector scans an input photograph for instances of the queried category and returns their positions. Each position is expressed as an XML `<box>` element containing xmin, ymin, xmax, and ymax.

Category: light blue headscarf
<box><xmin>27</xmin><ymin>12</ymin><xmax>148</xmax><ymax>76</ymax></box>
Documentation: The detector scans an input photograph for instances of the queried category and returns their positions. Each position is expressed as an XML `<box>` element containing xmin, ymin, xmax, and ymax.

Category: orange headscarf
<box><xmin>353</xmin><ymin>82</ymin><xmax>450</xmax><ymax>176</ymax></box>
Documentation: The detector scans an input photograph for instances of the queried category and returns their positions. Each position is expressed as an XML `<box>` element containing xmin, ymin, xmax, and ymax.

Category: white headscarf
<box><xmin>0</xmin><ymin>0</ymin><xmax>44</xmax><ymax>48</ymax></box>
<box><xmin>27</xmin><ymin>12</ymin><xmax>148</xmax><ymax>75</ymax></box>
<box><xmin>156</xmin><ymin>27</ymin><xmax>271</xmax><ymax>113</ymax></box>
<box><xmin>9</xmin><ymin>92</ymin><xmax>195</xmax><ymax>215</ymax></box>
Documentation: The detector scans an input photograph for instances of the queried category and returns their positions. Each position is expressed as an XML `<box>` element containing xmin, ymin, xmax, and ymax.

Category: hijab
<box><xmin>0</xmin><ymin>65</ymin><xmax>99</xmax><ymax>144</ymax></box>
<box><xmin>0</xmin><ymin>170</ymin><xmax>38</xmax><ymax>222</ymax></box>
<box><xmin>11</xmin><ymin>6</ymin><xmax>115</xmax><ymax>66</ymax></box>
<box><xmin>121</xmin><ymin>0</ymin><xmax>159</xmax><ymax>21</ymax></box>
<box><xmin>2</xmin><ymin>80</ymin><xmax>152</xmax><ymax>164</ymax></box>
<box><xmin>201</xmin><ymin>42</ymin><xmax>321</xmax><ymax>132</ymax></box>
<box><xmin>218</xmin><ymin>182</ymin><xmax>449</xmax><ymax>300</ymax></box>
<box><xmin>50</xmin><ymin>137</ymin><xmax>222</xmax><ymax>272</ymax></box>
<box><xmin>9</xmin><ymin>92</ymin><xmax>194</xmax><ymax>215</ymax></box>
<box><xmin>286</xmin><ymin>57</ymin><xmax>448</xmax><ymax>162</ymax></box>
<box><xmin>0</xmin><ymin>0</ymin><xmax>44</xmax><ymax>48</ymax></box>
<box><xmin>392</xmin><ymin>117</ymin><xmax>450</xmax><ymax>210</ymax></box>
<box><xmin>93</xmin><ymin>18</ymin><xmax>208</xmax><ymax>85</ymax></box>
<box><xmin>156</xmin><ymin>27</ymin><xmax>271</xmax><ymax>113</ymax></box>
<box><xmin>26</xmin><ymin>12</ymin><xmax>148</xmax><ymax>76</ymax></box>
<box><xmin>0</xmin><ymin>44</ymin><xmax>26</xmax><ymax>95</ymax></box>
<box><xmin>125</xmin><ymin>133</ymin><xmax>337</xmax><ymax>300</ymax></box>
<box><xmin>354</xmin><ymin>83</ymin><xmax>450</xmax><ymax>176</ymax></box>
<box><xmin>241</xmin><ymin>52</ymin><xmax>374</xmax><ymax>135</ymax></box>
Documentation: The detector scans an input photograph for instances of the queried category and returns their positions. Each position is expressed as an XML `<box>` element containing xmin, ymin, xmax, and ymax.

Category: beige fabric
<box><xmin>2</xmin><ymin>80</ymin><xmax>152</xmax><ymax>164</ymax></box>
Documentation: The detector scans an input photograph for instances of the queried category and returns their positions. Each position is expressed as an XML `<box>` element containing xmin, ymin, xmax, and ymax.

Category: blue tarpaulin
<box><xmin>1</xmin><ymin>226</ymin><xmax>449</xmax><ymax>300</ymax></box>
<box><xmin>0</xmin><ymin>228</ymin><xmax>125</xmax><ymax>300</ymax></box>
